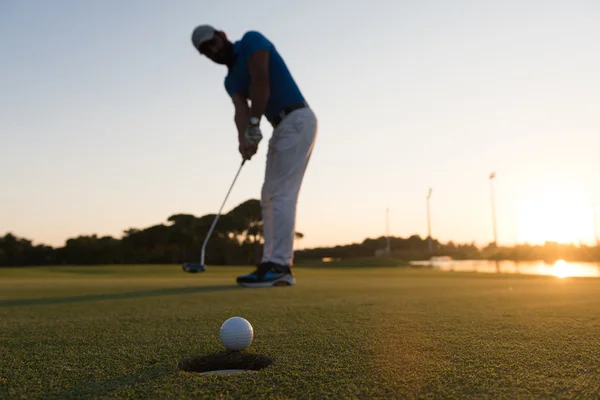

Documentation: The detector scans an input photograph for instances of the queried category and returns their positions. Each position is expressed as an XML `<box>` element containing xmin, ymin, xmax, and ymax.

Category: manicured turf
<box><xmin>1</xmin><ymin>265</ymin><xmax>599</xmax><ymax>399</ymax></box>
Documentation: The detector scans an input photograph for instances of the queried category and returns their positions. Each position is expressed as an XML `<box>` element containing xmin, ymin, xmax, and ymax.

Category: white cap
<box><xmin>191</xmin><ymin>24</ymin><xmax>217</xmax><ymax>51</ymax></box>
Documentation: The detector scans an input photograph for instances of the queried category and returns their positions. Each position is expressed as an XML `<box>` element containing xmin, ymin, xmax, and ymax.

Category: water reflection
<box><xmin>409</xmin><ymin>259</ymin><xmax>600</xmax><ymax>278</ymax></box>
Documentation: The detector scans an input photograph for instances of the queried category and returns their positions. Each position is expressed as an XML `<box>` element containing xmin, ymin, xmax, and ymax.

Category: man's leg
<box><xmin>263</xmin><ymin>107</ymin><xmax>317</xmax><ymax>266</ymax></box>
<box><xmin>260</xmin><ymin>157</ymin><xmax>275</xmax><ymax>263</ymax></box>
<box><xmin>236</xmin><ymin>107</ymin><xmax>317</xmax><ymax>287</ymax></box>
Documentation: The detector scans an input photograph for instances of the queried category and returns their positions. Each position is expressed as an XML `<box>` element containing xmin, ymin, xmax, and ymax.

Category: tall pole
<box><xmin>593</xmin><ymin>202</ymin><xmax>599</xmax><ymax>246</ymax></box>
<box><xmin>386</xmin><ymin>208</ymin><xmax>391</xmax><ymax>254</ymax></box>
<box><xmin>489</xmin><ymin>172</ymin><xmax>498</xmax><ymax>247</ymax></box>
<box><xmin>427</xmin><ymin>188</ymin><xmax>433</xmax><ymax>253</ymax></box>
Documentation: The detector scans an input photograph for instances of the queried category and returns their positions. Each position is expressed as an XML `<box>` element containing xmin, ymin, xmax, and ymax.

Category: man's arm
<box><xmin>239</xmin><ymin>31</ymin><xmax>272</xmax><ymax>121</ymax></box>
<box><xmin>231</xmin><ymin>93</ymin><xmax>250</xmax><ymax>142</ymax></box>
<box><xmin>247</xmin><ymin>49</ymin><xmax>270</xmax><ymax>120</ymax></box>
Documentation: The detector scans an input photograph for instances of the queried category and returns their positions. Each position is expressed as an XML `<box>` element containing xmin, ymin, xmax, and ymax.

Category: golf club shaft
<box><xmin>200</xmin><ymin>159</ymin><xmax>246</xmax><ymax>266</ymax></box>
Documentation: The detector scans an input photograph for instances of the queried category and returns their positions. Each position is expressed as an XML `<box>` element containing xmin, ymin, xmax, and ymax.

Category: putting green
<box><xmin>1</xmin><ymin>265</ymin><xmax>599</xmax><ymax>398</ymax></box>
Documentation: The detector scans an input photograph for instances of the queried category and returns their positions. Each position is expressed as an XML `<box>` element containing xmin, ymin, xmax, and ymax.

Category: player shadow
<box><xmin>0</xmin><ymin>285</ymin><xmax>241</xmax><ymax>308</ymax></box>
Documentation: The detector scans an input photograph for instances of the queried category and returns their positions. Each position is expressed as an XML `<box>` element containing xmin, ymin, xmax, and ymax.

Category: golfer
<box><xmin>191</xmin><ymin>25</ymin><xmax>317</xmax><ymax>287</ymax></box>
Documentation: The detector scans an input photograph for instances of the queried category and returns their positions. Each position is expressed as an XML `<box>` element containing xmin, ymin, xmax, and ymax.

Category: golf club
<box><xmin>183</xmin><ymin>159</ymin><xmax>246</xmax><ymax>273</ymax></box>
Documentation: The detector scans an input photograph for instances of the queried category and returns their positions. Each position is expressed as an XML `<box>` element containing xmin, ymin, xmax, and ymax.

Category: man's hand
<box><xmin>238</xmin><ymin>123</ymin><xmax>262</xmax><ymax>160</ymax></box>
<box><xmin>239</xmin><ymin>137</ymin><xmax>258</xmax><ymax>160</ymax></box>
<box><xmin>245</xmin><ymin>124</ymin><xmax>263</xmax><ymax>145</ymax></box>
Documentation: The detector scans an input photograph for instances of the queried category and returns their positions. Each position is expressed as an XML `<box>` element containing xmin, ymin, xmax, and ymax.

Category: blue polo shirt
<box><xmin>224</xmin><ymin>31</ymin><xmax>306</xmax><ymax>124</ymax></box>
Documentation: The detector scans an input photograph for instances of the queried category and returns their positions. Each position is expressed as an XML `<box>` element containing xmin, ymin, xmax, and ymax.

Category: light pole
<box><xmin>386</xmin><ymin>208</ymin><xmax>391</xmax><ymax>255</ymax></box>
<box><xmin>426</xmin><ymin>188</ymin><xmax>433</xmax><ymax>253</ymax></box>
<box><xmin>489</xmin><ymin>172</ymin><xmax>498</xmax><ymax>247</ymax></box>
<box><xmin>593</xmin><ymin>202</ymin><xmax>599</xmax><ymax>246</ymax></box>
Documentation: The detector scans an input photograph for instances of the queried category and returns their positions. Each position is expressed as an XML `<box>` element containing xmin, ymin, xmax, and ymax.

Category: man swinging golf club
<box><xmin>191</xmin><ymin>25</ymin><xmax>317</xmax><ymax>287</ymax></box>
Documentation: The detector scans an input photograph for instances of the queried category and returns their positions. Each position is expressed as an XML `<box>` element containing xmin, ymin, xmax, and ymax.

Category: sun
<box><xmin>553</xmin><ymin>259</ymin><xmax>570</xmax><ymax>279</ymax></box>
<box><xmin>515</xmin><ymin>185</ymin><xmax>594</xmax><ymax>245</ymax></box>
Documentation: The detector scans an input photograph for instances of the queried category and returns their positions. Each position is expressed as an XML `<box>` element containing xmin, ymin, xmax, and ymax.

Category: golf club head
<box><xmin>182</xmin><ymin>263</ymin><xmax>206</xmax><ymax>273</ymax></box>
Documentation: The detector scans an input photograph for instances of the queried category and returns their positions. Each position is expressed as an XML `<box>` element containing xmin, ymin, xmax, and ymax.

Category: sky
<box><xmin>1</xmin><ymin>0</ymin><xmax>599</xmax><ymax>250</ymax></box>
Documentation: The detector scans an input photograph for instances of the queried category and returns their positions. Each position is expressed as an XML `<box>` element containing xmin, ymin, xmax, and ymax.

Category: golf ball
<box><xmin>219</xmin><ymin>317</ymin><xmax>254</xmax><ymax>351</ymax></box>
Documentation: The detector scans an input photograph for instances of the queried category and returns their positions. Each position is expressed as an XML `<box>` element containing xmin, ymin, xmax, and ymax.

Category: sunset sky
<box><xmin>1</xmin><ymin>0</ymin><xmax>599</xmax><ymax>249</ymax></box>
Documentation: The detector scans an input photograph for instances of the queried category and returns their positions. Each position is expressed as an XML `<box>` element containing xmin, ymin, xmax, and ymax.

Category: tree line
<box><xmin>1</xmin><ymin>198</ymin><xmax>599</xmax><ymax>267</ymax></box>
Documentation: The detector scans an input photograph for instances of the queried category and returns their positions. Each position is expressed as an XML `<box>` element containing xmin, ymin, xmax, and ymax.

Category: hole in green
<box><xmin>178</xmin><ymin>351</ymin><xmax>273</xmax><ymax>375</ymax></box>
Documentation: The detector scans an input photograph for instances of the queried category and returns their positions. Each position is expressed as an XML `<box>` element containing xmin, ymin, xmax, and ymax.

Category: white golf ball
<box><xmin>219</xmin><ymin>317</ymin><xmax>254</xmax><ymax>351</ymax></box>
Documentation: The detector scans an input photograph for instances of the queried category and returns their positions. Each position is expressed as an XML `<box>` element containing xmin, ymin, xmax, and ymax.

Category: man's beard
<box><xmin>212</xmin><ymin>41</ymin><xmax>234</xmax><ymax>65</ymax></box>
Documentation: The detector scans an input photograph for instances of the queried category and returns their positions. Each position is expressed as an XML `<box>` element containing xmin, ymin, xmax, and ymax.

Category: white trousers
<box><xmin>261</xmin><ymin>107</ymin><xmax>318</xmax><ymax>266</ymax></box>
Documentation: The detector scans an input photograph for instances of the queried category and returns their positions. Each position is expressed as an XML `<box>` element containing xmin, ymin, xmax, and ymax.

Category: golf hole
<box><xmin>178</xmin><ymin>351</ymin><xmax>273</xmax><ymax>375</ymax></box>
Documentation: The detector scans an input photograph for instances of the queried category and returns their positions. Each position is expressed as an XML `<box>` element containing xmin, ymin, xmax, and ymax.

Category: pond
<box><xmin>408</xmin><ymin>259</ymin><xmax>600</xmax><ymax>278</ymax></box>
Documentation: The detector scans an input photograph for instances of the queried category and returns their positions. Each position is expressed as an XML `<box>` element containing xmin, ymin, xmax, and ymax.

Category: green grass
<box><xmin>295</xmin><ymin>256</ymin><xmax>410</xmax><ymax>267</ymax></box>
<box><xmin>1</xmin><ymin>265</ymin><xmax>600</xmax><ymax>399</ymax></box>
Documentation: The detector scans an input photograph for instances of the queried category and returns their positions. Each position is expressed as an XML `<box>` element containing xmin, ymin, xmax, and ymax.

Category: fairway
<box><xmin>1</xmin><ymin>266</ymin><xmax>599</xmax><ymax>399</ymax></box>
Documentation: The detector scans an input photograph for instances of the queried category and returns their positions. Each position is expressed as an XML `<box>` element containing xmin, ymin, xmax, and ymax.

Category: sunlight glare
<box><xmin>516</xmin><ymin>185</ymin><xmax>594</xmax><ymax>245</ymax></box>
<box><xmin>553</xmin><ymin>259</ymin><xmax>570</xmax><ymax>279</ymax></box>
